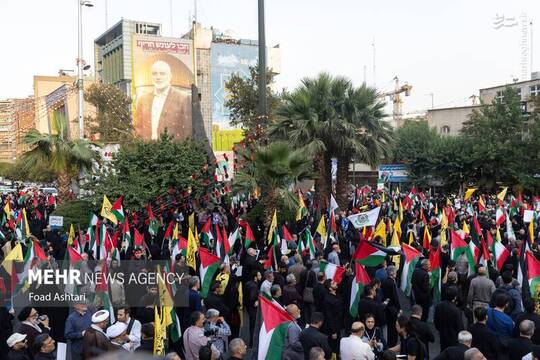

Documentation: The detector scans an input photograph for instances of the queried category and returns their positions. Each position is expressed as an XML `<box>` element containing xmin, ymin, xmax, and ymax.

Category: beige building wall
<box><xmin>33</xmin><ymin>76</ymin><xmax>96</xmax><ymax>138</ymax></box>
<box><xmin>426</xmin><ymin>105</ymin><xmax>481</xmax><ymax>136</ymax></box>
<box><xmin>479</xmin><ymin>78</ymin><xmax>540</xmax><ymax>112</ymax></box>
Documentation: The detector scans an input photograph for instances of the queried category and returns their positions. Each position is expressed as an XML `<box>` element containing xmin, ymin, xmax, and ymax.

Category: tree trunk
<box><xmin>314</xmin><ymin>151</ymin><xmax>329</xmax><ymax>209</ymax></box>
<box><xmin>336</xmin><ymin>155</ymin><xmax>351</xmax><ymax>209</ymax></box>
<box><xmin>262</xmin><ymin>192</ymin><xmax>277</xmax><ymax>247</ymax></box>
<box><xmin>57</xmin><ymin>171</ymin><xmax>73</xmax><ymax>204</ymax></box>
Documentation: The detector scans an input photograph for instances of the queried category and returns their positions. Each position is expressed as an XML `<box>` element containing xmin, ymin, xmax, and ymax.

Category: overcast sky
<box><xmin>1</xmin><ymin>0</ymin><xmax>539</xmax><ymax>114</ymax></box>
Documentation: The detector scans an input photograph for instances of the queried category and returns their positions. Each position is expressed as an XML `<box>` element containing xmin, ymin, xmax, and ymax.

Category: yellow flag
<box><xmin>68</xmin><ymin>224</ymin><xmax>75</xmax><ymax>246</ymax></box>
<box><xmin>394</xmin><ymin>216</ymin><xmax>402</xmax><ymax>237</ymax></box>
<box><xmin>399</xmin><ymin>200</ymin><xmax>404</xmax><ymax>220</ymax></box>
<box><xmin>496</xmin><ymin>226</ymin><xmax>502</xmax><ymax>242</ymax></box>
<box><xmin>100</xmin><ymin>195</ymin><xmax>118</xmax><ymax>224</ymax></box>
<box><xmin>296</xmin><ymin>192</ymin><xmax>306</xmax><ymax>221</ymax></box>
<box><xmin>497</xmin><ymin>187</ymin><xmax>508</xmax><ymax>202</ymax></box>
<box><xmin>446</xmin><ymin>198</ymin><xmax>452</xmax><ymax>206</ymax></box>
<box><xmin>3</xmin><ymin>202</ymin><xmax>10</xmax><ymax>219</ymax></box>
<box><xmin>268</xmin><ymin>210</ymin><xmax>277</xmax><ymax>244</ymax></box>
<box><xmin>186</xmin><ymin>228</ymin><xmax>198</xmax><ymax>270</ymax></box>
<box><xmin>173</xmin><ymin>223</ymin><xmax>179</xmax><ymax>241</ymax></box>
<box><xmin>382</xmin><ymin>192</ymin><xmax>385</xmax><ymax>203</ymax></box>
<box><xmin>440</xmin><ymin>211</ymin><xmax>448</xmax><ymax>246</ymax></box>
<box><xmin>530</xmin><ymin>221</ymin><xmax>535</xmax><ymax>243</ymax></box>
<box><xmin>373</xmin><ymin>220</ymin><xmax>386</xmax><ymax>242</ymax></box>
<box><xmin>462</xmin><ymin>221</ymin><xmax>470</xmax><ymax>235</ymax></box>
<box><xmin>408</xmin><ymin>231</ymin><xmax>414</xmax><ymax>245</ymax></box>
<box><xmin>189</xmin><ymin>213</ymin><xmax>195</xmax><ymax>232</ymax></box>
<box><xmin>316</xmin><ymin>216</ymin><xmax>327</xmax><ymax>238</ymax></box>
<box><xmin>464</xmin><ymin>188</ymin><xmax>477</xmax><ymax>201</ymax></box>
<box><xmin>153</xmin><ymin>307</ymin><xmax>165</xmax><ymax>355</ymax></box>
<box><xmin>1</xmin><ymin>243</ymin><xmax>23</xmax><ymax>273</ymax></box>
<box><xmin>22</xmin><ymin>208</ymin><xmax>31</xmax><ymax>238</ymax></box>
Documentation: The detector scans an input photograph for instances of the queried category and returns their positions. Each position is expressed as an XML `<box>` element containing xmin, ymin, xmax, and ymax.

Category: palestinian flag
<box><xmin>17</xmin><ymin>240</ymin><xmax>47</xmax><ymax>293</ymax></box>
<box><xmin>263</xmin><ymin>245</ymin><xmax>278</xmax><ymax>271</ymax></box>
<box><xmin>171</xmin><ymin>234</ymin><xmax>187</xmax><ymax>267</ymax></box>
<box><xmin>400</xmin><ymin>243</ymin><xmax>422</xmax><ymax>296</ymax></box>
<box><xmin>199</xmin><ymin>247</ymin><xmax>221</xmax><ymax>298</ymax></box>
<box><xmin>257</xmin><ymin>295</ymin><xmax>294</xmax><ymax>360</ymax></box>
<box><xmin>121</xmin><ymin>216</ymin><xmax>132</xmax><ymax>252</ymax></box>
<box><xmin>281</xmin><ymin>224</ymin><xmax>294</xmax><ymax>254</ymax></box>
<box><xmin>158</xmin><ymin>265</ymin><xmax>182</xmax><ymax>342</ymax></box>
<box><xmin>450</xmin><ymin>230</ymin><xmax>475</xmax><ymax>275</ymax></box>
<box><xmin>319</xmin><ymin>260</ymin><xmax>345</xmax><ymax>284</ymax></box>
<box><xmin>244</xmin><ymin>222</ymin><xmax>255</xmax><ymax>249</ymax></box>
<box><xmin>201</xmin><ymin>218</ymin><xmax>214</xmax><ymax>248</ymax></box>
<box><xmin>527</xmin><ymin>252</ymin><xmax>540</xmax><ymax>298</ymax></box>
<box><xmin>429</xmin><ymin>245</ymin><xmax>442</xmax><ymax>302</ymax></box>
<box><xmin>349</xmin><ymin>262</ymin><xmax>370</xmax><ymax>318</ymax></box>
<box><xmin>111</xmin><ymin>196</ymin><xmax>125</xmax><ymax>223</ymax></box>
<box><xmin>352</xmin><ymin>241</ymin><xmax>387</xmax><ymax>267</ymax></box>
<box><xmin>518</xmin><ymin>239</ymin><xmax>532</xmax><ymax>290</ymax></box>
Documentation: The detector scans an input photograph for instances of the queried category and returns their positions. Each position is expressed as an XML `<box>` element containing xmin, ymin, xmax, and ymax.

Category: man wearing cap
<box><xmin>65</xmin><ymin>301</ymin><xmax>93</xmax><ymax>360</ymax></box>
<box><xmin>106</xmin><ymin>321</ymin><xmax>129</xmax><ymax>352</ymax></box>
<box><xmin>82</xmin><ymin>310</ymin><xmax>112</xmax><ymax>359</ymax></box>
<box><xmin>6</xmin><ymin>333</ymin><xmax>29</xmax><ymax>360</ymax></box>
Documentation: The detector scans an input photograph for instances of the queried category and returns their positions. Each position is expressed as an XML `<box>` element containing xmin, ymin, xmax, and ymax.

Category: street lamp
<box><xmin>78</xmin><ymin>0</ymin><xmax>93</xmax><ymax>139</ymax></box>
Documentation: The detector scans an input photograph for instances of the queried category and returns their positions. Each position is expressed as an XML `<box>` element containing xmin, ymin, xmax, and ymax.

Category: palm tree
<box><xmin>23</xmin><ymin>114</ymin><xmax>100</xmax><ymax>203</ymax></box>
<box><xmin>234</xmin><ymin>141</ymin><xmax>313</xmax><ymax>229</ymax></box>
<box><xmin>334</xmin><ymin>84</ymin><xmax>393</xmax><ymax>207</ymax></box>
<box><xmin>270</xmin><ymin>74</ymin><xmax>393</xmax><ymax>209</ymax></box>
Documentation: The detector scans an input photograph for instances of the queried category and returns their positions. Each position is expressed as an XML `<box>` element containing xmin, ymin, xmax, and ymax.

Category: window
<box><xmin>516</xmin><ymin>88</ymin><xmax>522</xmax><ymax>100</ymax></box>
<box><xmin>531</xmin><ymin>84</ymin><xmax>540</xmax><ymax>97</ymax></box>
<box><xmin>496</xmin><ymin>91</ymin><xmax>505</xmax><ymax>102</ymax></box>
<box><xmin>441</xmin><ymin>125</ymin><xmax>450</xmax><ymax>134</ymax></box>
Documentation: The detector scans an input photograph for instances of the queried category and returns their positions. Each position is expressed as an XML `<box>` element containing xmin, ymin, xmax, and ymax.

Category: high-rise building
<box><xmin>0</xmin><ymin>97</ymin><xmax>36</xmax><ymax>163</ymax></box>
<box><xmin>94</xmin><ymin>19</ymin><xmax>162</xmax><ymax>94</ymax></box>
<box><xmin>95</xmin><ymin>20</ymin><xmax>281</xmax><ymax>145</ymax></box>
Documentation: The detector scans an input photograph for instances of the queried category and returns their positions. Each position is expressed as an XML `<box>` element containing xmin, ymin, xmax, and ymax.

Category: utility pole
<box><xmin>78</xmin><ymin>0</ymin><xmax>84</xmax><ymax>139</ymax></box>
<box><xmin>258</xmin><ymin>0</ymin><xmax>267</xmax><ymax>117</ymax></box>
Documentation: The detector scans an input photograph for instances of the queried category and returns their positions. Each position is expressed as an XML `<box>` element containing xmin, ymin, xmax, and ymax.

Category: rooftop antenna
<box><xmin>194</xmin><ymin>0</ymin><xmax>198</xmax><ymax>22</ymax></box>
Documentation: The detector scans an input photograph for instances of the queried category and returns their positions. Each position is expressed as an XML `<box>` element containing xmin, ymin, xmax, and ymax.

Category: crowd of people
<box><xmin>1</xmin><ymin>186</ymin><xmax>540</xmax><ymax>360</ymax></box>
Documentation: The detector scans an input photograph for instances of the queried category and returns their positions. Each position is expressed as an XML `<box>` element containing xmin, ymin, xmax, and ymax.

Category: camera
<box><xmin>203</xmin><ymin>320</ymin><xmax>217</xmax><ymax>337</ymax></box>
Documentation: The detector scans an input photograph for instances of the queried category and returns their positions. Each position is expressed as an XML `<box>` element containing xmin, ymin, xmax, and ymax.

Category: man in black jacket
<box><xmin>467</xmin><ymin>307</ymin><xmax>499</xmax><ymax>360</ymax></box>
<box><xmin>410</xmin><ymin>305</ymin><xmax>435</xmax><ymax>359</ymax></box>
<box><xmin>434</xmin><ymin>286</ymin><xmax>464</xmax><ymax>352</ymax></box>
<box><xmin>514</xmin><ymin>298</ymin><xmax>540</xmax><ymax>344</ymax></box>
<box><xmin>203</xmin><ymin>283</ymin><xmax>231</xmax><ymax>319</ymax></box>
<box><xmin>357</xmin><ymin>284</ymin><xmax>386</xmax><ymax>328</ymax></box>
<box><xmin>506</xmin><ymin>319</ymin><xmax>534</xmax><ymax>360</ymax></box>
<box><xmin>299</xmin><ymin>312</ymin><xmax>331</xmax><ymax>360</ymax></box>
<box><xmin>412</xmin><ymin>259</ymin><xmax>431</xmax><ymax>321</ymax></box>
<box><xmin>244</xmin><ymin>270</ymin><xmax>261</xmax><ymax>346</ymax></box>
<box><xmin>433</xmin><ymin>330</ymin><xmax>472</xmax><ymax>360</ymax></box>
<box><xmin>381</xmin><ymin>265</ymin><xmax>401</xmax><ymax>347</ymax></box>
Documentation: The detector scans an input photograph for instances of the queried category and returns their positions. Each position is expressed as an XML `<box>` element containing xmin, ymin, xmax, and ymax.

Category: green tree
<box><xmin>234</xmin><ymin>141</ymin><xmax>313</xmax><ymax>229</ymax></box>
<box><xmin>83</xmin><ymin>132</ymin><xmax>210</xmax><ymax>209</ymax></box>
<box><xmin>85</xmin><ymin>83</ymin><xmax>134</xmax><ymax>143</ymax></box>
<box><xmin>23</xmin><ymin>114</ymin><xmax>100</xmax><ymax>203</ymax></box>
<box><xmin>225</xmin><ymin>65</ymin><xmax>282</xmax><ymax>142</ymax></box>
<box><xmin>462</xmin><ymin>87</ymin><xmax>532</xmax><ymax>190</ymax></box>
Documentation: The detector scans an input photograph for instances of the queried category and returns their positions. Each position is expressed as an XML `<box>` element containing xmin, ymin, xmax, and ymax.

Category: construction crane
<box><xmin>378</xmin><ymin>76</ymin><xmax>412</xmax><ymax>127</ymax></box>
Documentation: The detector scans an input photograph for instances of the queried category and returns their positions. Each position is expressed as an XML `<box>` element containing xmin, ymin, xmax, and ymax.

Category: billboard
<box><xmin>378</xmin><ymin>164</ymin><xmax>409</xmax><ymax>183</ymax></box>
<box><xmin>211</xmin><ymin>43</ymin><xmax>258</xmax><ymax>128</ymax></box>
<box><xmin>132</xmin><ymin>35</ymin><xmax>194</xmax><ymax>141</ymax></box>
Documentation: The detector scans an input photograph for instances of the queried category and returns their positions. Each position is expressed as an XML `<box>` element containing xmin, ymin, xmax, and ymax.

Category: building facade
<box><xmin>427</xmin><ymin>74</ymin><xmax>540</xmax><ymax>136</ymax></box>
